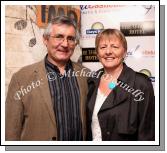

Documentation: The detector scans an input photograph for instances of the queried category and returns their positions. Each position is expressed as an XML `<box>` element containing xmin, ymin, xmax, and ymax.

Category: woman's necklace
<box><xmin>99</xmin><ymin>75</ymin><xmax>117</xmax><ymax>96</ymax></box>
<box><xmin>102</xmin><ymin>68</ymin><xmax>122</xmax><ymax>90</ymax></box>
<box><xmin>108</xmin><ymin>80</ymin><xmax>117</xmax><ymax>89</ymax></box>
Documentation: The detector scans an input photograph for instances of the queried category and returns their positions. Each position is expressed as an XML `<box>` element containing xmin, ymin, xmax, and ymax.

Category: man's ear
<box><xmin>75</xmin><ymin>39</ymin><xmax>79</xmax><ymax>46</ymax></box>
<box><xmin>43</xmin><ymin>36</ymin><xmax>48</xmax><ymax>46</ymax></box>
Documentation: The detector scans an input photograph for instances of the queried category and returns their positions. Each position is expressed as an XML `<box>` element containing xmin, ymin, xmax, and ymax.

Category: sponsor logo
<box><xmin>139</xmin><ymin>69</ymin><xmax>155</xmax><ymax>82</ymax></box>
<box><xmin>82</xmin><ymin>48</ymin><xmax>98</xmax><ymax>62</ymax></box>
<box><xmin>36</xmin><ymin>5</ymin><xmax>80</xmax><ymax>28</ymax></box>
<box><xmin>127</xmin><ymin>45</ymin><xmax>155</xmax><ymax>57</ymax></box>
<box><xmin>120</xmin><ymin>21</ymin><xmax>155</xmax><ymax>36</ymax></box>
<box><xmin>80</xmin><ymin>5</ymin><xmax>123</xmax><ymax>11</ymax></box>
<box><xmin>86</xmin><ymin>29</ymin><xmax>101</xmax><ymax>34</ymax></box>
<box><xmin>139</xmin><ymin>69</ymin><xmax>152</xmax><ymax>77</ymax></box>
<box><xmin>91</xmin><ymin>22</ymin><xmax>104</xmax><ymax>29</ymax></box>
<box><xmin>86</xmin><ymin>22</ymin><xmax>104</xmax><ymax>35</ymax></box>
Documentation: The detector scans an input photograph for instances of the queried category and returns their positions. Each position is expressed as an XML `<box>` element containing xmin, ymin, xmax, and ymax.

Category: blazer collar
<box><xmin>33</xmin><ymin>59</ymin><xmax>56</xmax><ymax>127</ymax></box>
<box><xmin>88</xmin><ymin>63</ymin><xmax>136</xmax><ymax>113</ymax></box>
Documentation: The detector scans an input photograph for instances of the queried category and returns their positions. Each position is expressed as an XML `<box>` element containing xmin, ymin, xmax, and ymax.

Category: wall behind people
<box><xmin>6</xmin><ymin>5</ymin><xmax>43</xmax><ymax>96</ymax></box>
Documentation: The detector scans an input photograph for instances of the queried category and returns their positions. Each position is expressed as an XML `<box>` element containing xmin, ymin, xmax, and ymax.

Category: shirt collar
<box><xmin>45</xmin><ymin>54</ymin><xmax>73</xmax><ymax>73</ymax></box>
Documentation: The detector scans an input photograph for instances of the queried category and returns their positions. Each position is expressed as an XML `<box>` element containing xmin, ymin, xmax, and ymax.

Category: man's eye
<box><xmin>56</xmin><ymin>35</ymin><xmax>64</xmax><ymax>39</ymax></box>
<box><xmin>68</xmin><ymin>37</ymin><xmax>75</xmax><ymax>41</ymax></box>
<box><xmin>113</xmin><ymin>46</ymin><xmax>119</xmax><ymax>48</ymax></box>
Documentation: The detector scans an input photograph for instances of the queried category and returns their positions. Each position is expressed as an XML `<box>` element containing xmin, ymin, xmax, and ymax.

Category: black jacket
<box><xmin>86</xmin><ymin>63</ymin><xmax>155</xmax><ymax>141</ymax></box>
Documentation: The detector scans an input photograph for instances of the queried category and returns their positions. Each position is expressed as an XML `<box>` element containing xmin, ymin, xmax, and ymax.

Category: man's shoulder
<box><xmin>14</xmin><ymin>60</ymin><xmax>44</xmax><ymax>77</ymax></box>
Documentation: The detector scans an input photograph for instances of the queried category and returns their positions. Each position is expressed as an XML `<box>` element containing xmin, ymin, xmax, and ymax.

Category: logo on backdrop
<box><xmin>127</xmin><ymin>45</ymin><xmax>155</xmax><ymax>57</ymax></box>
<box><xmin>36</xmin><ymin>5</ymin><xmax>81</xmax><ymax>28</ymax></box>
<box><xmin>82</xmin><ymin>48</ymin><xmax>98</xmax><ymax>62</ymax></box>
<box><xmin>86</xmin><ymin>22</ymin><xmax>104</xmax><ymax>34</ymax></box>
<box><xmin>80</xmin><ymin>5</ymin><xmax>123</xmax><ymax>11</ymax></box>
<box><xmin>120</xmin><ymin>21</ymin><xmax>155</xmax><ymax>36</ymax></box>
<box><xmin>139</xmin><ymin>69</ymin><xmax>155</xmax><ymax>82</ymax></box>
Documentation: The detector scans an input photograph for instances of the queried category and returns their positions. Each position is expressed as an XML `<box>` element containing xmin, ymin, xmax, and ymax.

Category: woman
<box><xmin>87</xmin><ymin>29</ymin><xmax>155</xmax><ymax>141</ymax></box>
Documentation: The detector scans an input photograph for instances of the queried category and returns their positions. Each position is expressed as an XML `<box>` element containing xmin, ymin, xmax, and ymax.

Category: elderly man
<box><xmin>6</xmin><ymin>16</ymin><xmax>88</xmax><ymax>141</ymax></box>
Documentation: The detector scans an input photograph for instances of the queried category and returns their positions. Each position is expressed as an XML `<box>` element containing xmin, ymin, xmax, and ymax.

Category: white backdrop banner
<box><xmin>80</xmin><ymin>5</ymin><xmax>155</xmax><ymax>84</ymax></box>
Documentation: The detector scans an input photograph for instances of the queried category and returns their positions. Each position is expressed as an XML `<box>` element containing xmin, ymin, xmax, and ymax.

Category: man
<box><xmin>6</xmin><ymin>16</ymin><xmax>88</xmax><ymax>141</ymax></box>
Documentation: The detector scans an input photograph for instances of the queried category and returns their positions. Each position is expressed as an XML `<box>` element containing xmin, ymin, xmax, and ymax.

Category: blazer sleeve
<box><xmin>5</xmin><ymin>73</ymin><xmax>24</xmax><ymax>140</ymax></box>
<box><xmin>137</xmin><ymin>77</ymin><xmax>155</xmax><ymax>140</ymax></box>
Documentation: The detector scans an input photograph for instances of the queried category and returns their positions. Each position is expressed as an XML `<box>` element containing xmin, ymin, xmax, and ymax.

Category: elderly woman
<box><xmin>87</xmin><ymin>29</ymin><xmax>155</xmax><ymax>141</ymax></box>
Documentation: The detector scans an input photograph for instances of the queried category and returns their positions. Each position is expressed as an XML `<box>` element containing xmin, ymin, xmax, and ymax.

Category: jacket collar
<box><xmin>32</xmin><ymin>59</ymin><xmax>57</xmax><ymax>127</ymax></box>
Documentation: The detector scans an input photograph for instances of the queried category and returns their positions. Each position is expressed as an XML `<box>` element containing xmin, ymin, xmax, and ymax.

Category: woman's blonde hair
<box><xmin>95</xmin><ymin>29</ymin><xmax>127</xmax><ymax>52</ymax></box>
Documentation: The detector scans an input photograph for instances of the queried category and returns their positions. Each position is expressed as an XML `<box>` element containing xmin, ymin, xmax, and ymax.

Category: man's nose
<box><xmin>61</xmin><ymin>38</ymin><xmax>68</xmax><ymax>47</ymax></box>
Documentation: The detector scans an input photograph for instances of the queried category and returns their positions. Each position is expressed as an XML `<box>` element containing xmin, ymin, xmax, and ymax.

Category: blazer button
<box><xmin>106</xmin><ymin>131</ymin><xmax>110</xmax><ymax>135</ymax></box>
<box><xmin>52</xmin><ymin>137</ymin><xmax>57</xmax><ymax>140</ymax></box>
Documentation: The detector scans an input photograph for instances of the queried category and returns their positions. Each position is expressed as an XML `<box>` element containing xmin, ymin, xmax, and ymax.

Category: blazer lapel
<box><xmin>72</xmin><ymin>63</ymin><xmax>88</xmax><ymax>140</ymax></box>
<box><xmin>100</xmin><ymin>85</ymin><xmax>129</xmax><ymax>111</ymax></box>
<box><xmin>89</xmin><ymin>63</ymin><xmax>136</xmax><ymax>112</ymax></box>
<box><xmin>87</xmin><ymin>73</ymin><xmax>101</xmax><ymax>116</ymax></box>
<box><xmin>33</xmin><ymin>60</ymin><xmax>56</xmax><ymax>127</ymax></box>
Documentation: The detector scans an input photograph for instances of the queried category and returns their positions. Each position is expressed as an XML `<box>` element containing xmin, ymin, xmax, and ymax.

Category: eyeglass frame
<box><xmin>49</xmin><ymin>34</ymin><xmax>77</xmax><ymax>45</ymax></box>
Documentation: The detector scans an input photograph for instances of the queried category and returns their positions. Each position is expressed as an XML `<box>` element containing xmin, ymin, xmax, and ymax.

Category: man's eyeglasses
<box><xmin>49</xmin><ymin>34</ymin><xmax>76</xmax><ymax>45</ymax></box>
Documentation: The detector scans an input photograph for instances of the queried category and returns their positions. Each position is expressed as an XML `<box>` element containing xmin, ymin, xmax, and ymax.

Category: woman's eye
<box><xmin>114</xmin><ymin>45</ymin><xmax>119</xmax><ymax>48</ymax></box>
<box><xmin>100</xmin><ymin>46</ymin><xmax>106</xmax><ymax>49</ymax></box>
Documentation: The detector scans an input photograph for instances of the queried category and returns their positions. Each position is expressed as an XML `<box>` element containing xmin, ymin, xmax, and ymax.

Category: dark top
<box><xmin>87</xmin><ymin>63</ymin><xmax>155</xmax><ymax>141</ymax></box>
<box><xmin>45</xmin><ymin>56</ymin><xmax>83</xmax><ymax>141</ymax></box>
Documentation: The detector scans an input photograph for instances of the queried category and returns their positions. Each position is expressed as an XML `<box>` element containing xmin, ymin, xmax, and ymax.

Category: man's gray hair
<box><xmin>43</xmin><ymin>15</ymin><xmax>79</xmax><ymax>41</ymax></box>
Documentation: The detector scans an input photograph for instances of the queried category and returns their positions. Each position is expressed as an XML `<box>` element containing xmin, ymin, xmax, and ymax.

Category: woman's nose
<box><xmin>106</xmin><ymin>47</ymin><xmax>113</xmax><ymax>54</ymax></box>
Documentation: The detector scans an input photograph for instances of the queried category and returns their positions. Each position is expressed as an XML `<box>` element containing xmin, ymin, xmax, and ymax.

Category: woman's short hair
<box><xmin>95</xmin><ymin>28</ymin><xmax>127</xmax><ymax>52</ymax></box>
<box><xmin>43</xmin><ymin>15</ymin><xmax>79</xmax><ymax>41</ymax></box>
